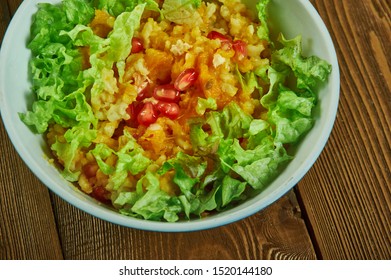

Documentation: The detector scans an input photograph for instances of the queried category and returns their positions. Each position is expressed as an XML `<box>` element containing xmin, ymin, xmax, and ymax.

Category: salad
<box><xmin>20</xmin><ymin>0</ymin><xmax>331</xmax><ymax>222</ymax></box>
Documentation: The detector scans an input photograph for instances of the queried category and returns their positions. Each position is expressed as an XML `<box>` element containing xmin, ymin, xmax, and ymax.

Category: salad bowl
<box><xmin>0</xmin><ymin>0</ymin><xmax>339</xmax><ymax>232</ymax></box>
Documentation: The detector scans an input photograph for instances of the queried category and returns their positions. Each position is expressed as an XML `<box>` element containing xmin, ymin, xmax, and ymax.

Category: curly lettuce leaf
<box><xmin>269</xmin><ymin>89</ymin><xmax>315</xmax><ymax>144</ymax></box>
<box><xmin>21</xmin><ymin>1</ymin><xmax>97</xmax><ymax>136</ymax></box>
<box><xmin>260</xmin><ymin>34</ymin><xmax>331</xmax><ymax>144</ymax></box>
<box><xmin>215</xmin><ymin>135</ymin><xmax>292</xmax><ymax>190</ymax></box>
<box><xmin>91</xmin><ymin>143</ymin><xmax>115</xmax><ymax>175</ymax></box>
<box><xmin>19</xmin><ymin>81</ymin><xmax>95</xmax><ymax>133</ymax></box>
<box><xmin>21</xmin><ymin>1</ymin><xmax>97</xmax><ymax>134</ymax></box>
<box><xmin>29</xmin><ymin>3</ymin><xmax>71</xmax><ymax>55</ymax></box>
<box><xmin>236</xmin><ymin>66</ymin><xmax>261</xmax><ymax>95</ymax></box>
<box><xmin>115</xmin><ymin>172</ymin><xmax>182</xmax><ymax>222</ymax></box>
<box><xmin>96</xmin><ymin>0</ymin><xmax>140</xmax><ymax>16</ymax></box>
<box><xmin>260</xmin><ymin>66</ymin><xmax>289</xmax><ymax>110</ymax></box>
<box><xmin>157</xmin><ymin>151</ymin><xmax>227</xmax><ymax>218</ymax></box>
<box><xmin>51</xmin><ymin>124</ymin><xmax>97</xmax><ymax>181</ymax></box>
<box><xmin>91</xmin><ymin>130</ymin><xmax>151</xmax><ymax>190</ymax></box>
<box><xmin>63</xmin><ymin>3</ymin><xmax>145</xmax><ymax>101</ymax></box>
<box><xmin>206</xmin><ymin>102</ymin><xmax>252</xmax><ymax>139</ymax></box>
<box><xmin>188</xmin><ymin>103</ymin><xmax>292</xmax><ymax>191</ymax></box>
<box><xmin>195</xmin><ymin>97</ymin><xmax>217</xmax><ymax>115</ymax></box>
<box><xmin>96</xmin><ymin>0</ymin><xmax>160</xmax><ymax>17</ymax></box>
<box><xmin>158</xmin><ymin>152</ymin><xmax>206</xmax><ymax>203</ymax></box>
<box><xmin>227</xmin><ymin>139</ymin><xmax>292</xmax><ymax>189</ymax></box>
<box><xmin>272</xmin><ymin>34</ymin><xmax>332</xmax><ymax>91</ymax></box>
<box><xmin>221</xmin><ymin>176</ymin><xmax>247</xmax><ymax>207</ymax></box>
<box><xmin>246</xmin><ymin>119</ymin><xmax>271</xmax><ymax>149</ymax></box>
<box><xmin>63</xmin><ymin>0</ymin><xmax>95</xmax><ymax>24</ymax></box>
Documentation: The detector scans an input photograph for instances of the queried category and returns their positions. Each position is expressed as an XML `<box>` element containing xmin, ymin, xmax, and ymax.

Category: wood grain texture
<box><xmin>0</xmin><ymin>0</ymin><xmax>11</xmax><ymax>46</ymax></box>
<box><xmin>6</xmin><ymin>0</ymin><xmax>22</xmax><ymax>16</ymax></box>
<box><xmin>51</xmin><ymin>190</ymin><xmax>315</xmax><ymax>260</ymax></box>
<box><xmin>0</xmin><ymin>120</ymin><xmax>64</xmax><ymax>260</ymax></box>
<box><xmin>296</xmin><ymin>0</ymin><xmax>391</xmax><ymax>259</ymax></box>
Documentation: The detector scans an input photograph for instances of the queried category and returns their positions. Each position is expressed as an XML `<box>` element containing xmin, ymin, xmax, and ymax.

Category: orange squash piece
<box><xmin>89</xmin><ymin>10</ymin><xmax>115</xmax><ymax>38</ymax></box>
<box><xmin>144</xmin><ymin>48</ymin><xmax>174</xmax><ymax>84</ymax></box>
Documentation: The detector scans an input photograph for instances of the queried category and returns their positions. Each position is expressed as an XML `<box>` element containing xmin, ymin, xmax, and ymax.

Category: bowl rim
<box><xmin>0</xmin><ymin>0</ymin><xmax>340</xmax><ymax>232</ymax></box>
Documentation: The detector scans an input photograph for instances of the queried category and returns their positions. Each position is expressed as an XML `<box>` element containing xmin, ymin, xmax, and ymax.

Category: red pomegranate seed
<box><xmin>153</xmin><ymin>84</ymin><xmax>181</xmax><ymax>103</ymax></box>
<box><xmin>91</xmin><ymin>186</ymin><xmax>111</xmax><ymax>204</ymax></box>
<box><xmin>83</xmin><ymin>163</ymin><xmax>99</xmax><ymax>179</ymax></box>
<box><xmin>137</xmin><ymin>102</ymin><xmax>158</xmax><ymax>126</ymax></box>
<box><xmin>125</xmin><ymin>102</ymin><xmax>143</xmax><ymax>127</ymax></box>
<box><xmin>207</xmin><ymin>31</ymin><xmax>232</xmax><ymax>50</ymax></box>
<box><xmin>207</xmin><ymin>31</ymin><xmax>230</xmax><ymax>42</ymax></box>
<box><xmin>131</xmin><ymin>37</ymin><xmax>144</xmax><ymax>53</ymax></box>
<box><xmin>156</xmin><ymin>102</ymin><xmax>180</xmax><ymax>120</ymax></box>
<box><xmin>232</xmin><ymin>40</ymin><xmax>248</xmax><ymax>60</ymax></box>
<box><xmin>136</xmin><ymin>81</ymin><xmax>150</xmax><ymax>101</ymax></box>
<box><xmin>126</xmin><ymin>102</ymin><xmax>141</xmax><ymax>120</ymax></box>
<box><xmin>174</xmin><ymin>68</ymin><xmax>199</xmax><ymax>91</ymax></box>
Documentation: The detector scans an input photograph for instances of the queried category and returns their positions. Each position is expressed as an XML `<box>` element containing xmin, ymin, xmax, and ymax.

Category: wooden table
<box><xmin>0</xmin><ymin>0</ymin><xmax>390</xmax><ymax>260</ymax></box>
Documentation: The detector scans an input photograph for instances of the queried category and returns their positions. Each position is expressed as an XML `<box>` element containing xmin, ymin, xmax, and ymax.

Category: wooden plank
<box><xmin>0</xmin><ymin>0</ymin><xmax>63</xmax><ymax>260</ymax></box>
<box><xmin>296</xmin><ymin>0</ymin><xmax>391</xmax><ymax>259</ymax></box>
<box><xmin>0</xmin><ymin>120</ymin><xmax>64</xmax><ymax>259</ymax></box>
<box><xmin>0</xmin><ymin>0</ymin><xmax>11</xmax><ymax>46</ymax></box>
<box><xmin>51</xmin><ymin>190</ymin><xmax>316</xmax><ymax>259</ymax></box>
<box><xmin>6</xmin><ymin>0</ymin><xmax>22</xmax><ymax>16</ymax></box>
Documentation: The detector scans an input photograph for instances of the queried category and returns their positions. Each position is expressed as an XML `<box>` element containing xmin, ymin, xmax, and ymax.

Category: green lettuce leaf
<box><xmin>21</xmin><ymin>1</ymin><xmax>95</xmax><ymax>133</ymax></box>
<box><xmin>96</xmin><ymin>0</ymin><xmax>139</xmax><ymax>16</ymax></box>
<box><xmin>272</xmin><ymin>34</ymin><xmax>332</xmax><ymax>91</ymax></box>
<box><xmin>28</xmin><ymin>3</ymin><xmax>71</xmax><ymax>55</ymax></box>
<box><xmin>158</xmin><ymin>151</ymin><xmax>227</xmax><ymax>219</ymax></box>
<box><xmin>236</xmin><ymin>67</ymin><xmax>261</xmax><ymax>95</ymax></box>
<box><xmin>116</xmin><ymin>172</ymin><xmax>182</xmax><ymax>222</ymax></box>
<box><xmin>215</xmin><ymin>137</ymin><xmax>292</xmax><ymax>189</ymax></box>
<box><xmin>206</xmin><ymin>102</ymin><xmax>252</xmax><ymax>139</ymax></box>
<box><xmin>91</xmin><ymin>130</ymin><xmax>151</xmax><ymax>190</ymax></box>
<box><xmin>231</xmin><ymin>142</ymin><xmax>292</xmax><ymax>189</ymax></box>
<box><xmin>64</xmin><ymin>3</ymin><xmax>145</xmax><ymax>101</ymax></box>
<box><xmin>196</xmin><ymin>97</ymin><xmax>217</xmax><ymax>115</ymax></box>
<box><xmin>269</xmin><ymin>108</ymin><xmax>314</xmax><ymax>144</ymax></box>
<box><xmin>256</xmin><ymin>0</ymin><xmax>270</xmax><ymax>41</ymax></box>
<box><xmin>21</xmin><ymin>0</ymin><xmax>98</xmax><ymax>169</ymax></box>
<box><xmin>191</xmin><ymin>185</ymin><xmax>221</xmax><ymax>216</ymax></box>
<box><xmin>63</xmin><ymin>0</ymin><xmax>95</xmax><ymax>24</ymax></box>
<box><xmin>107</xmin><ymin>4</ymin><xmax>145</xmax><ymax>63</ymax></box>
<box><xmin>277</xmin><ymin>88</ymin><xmax>314</xmax><ymax>117</ymax></box>
<box><xmin>91</xmin><ymin>143</ymin><xmax>116</xmax><ymax>174</ymax></box>
<box><xmin>51</xmin><ymin>124</ymin><xmax>97</xmax><ymax>181</ymax></box>
<box><xmin>162</xmin><ymin>0</ymin><xmax>201</xmax><ymax>24</ymax></box>
<box><xmin>19</xmin><ymin>83</ymin><xmax>95</xmax><ymax>133</ymax></box>
<box><xmin>221</xmin><ymin>176</ymin><xmax>247</xmax><ymax>207</ymax></box>
<box><xmin>260</xmin><ymin>65</ymin><xmax>289</xmax><ymax>110</ymax></box>
<box><xmin>188</xmin><ymin>102</ymin><xmax>292</xmax><ymax>191</ymax></box>
<box><xmin>96</xmin><ymin>0</ymin><xmax>160</xmax><ymax>17</ymax></box>
<box><xmin>246</xmin><ymin>119</ymin><xmax>271</xmax><ymax>149</ymax></box>
<box><xmin>259</xmin><ymin>34</ymin><xmax>331</xmax><ymax>145</ymax></box>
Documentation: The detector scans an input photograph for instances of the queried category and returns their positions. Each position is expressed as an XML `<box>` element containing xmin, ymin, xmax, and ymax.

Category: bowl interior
<box><xmin>0</xmin><ymin>0</ymin><xmax>339</xmax><ymax>232</ymax></box>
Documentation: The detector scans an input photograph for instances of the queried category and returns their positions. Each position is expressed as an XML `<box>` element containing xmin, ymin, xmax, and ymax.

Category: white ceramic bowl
<box><xmin>0</xmin><ymin>0</ymin><xmax>339</xmax><ymax>232</ymax></box>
